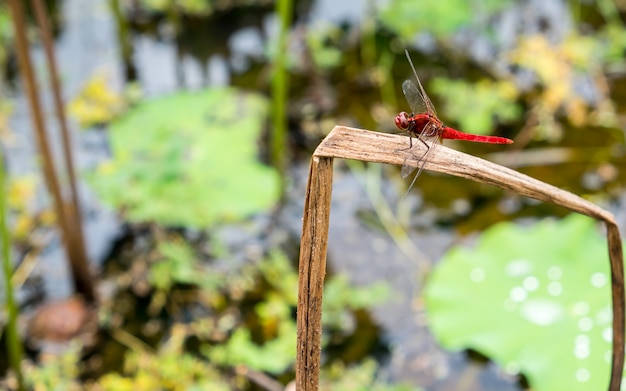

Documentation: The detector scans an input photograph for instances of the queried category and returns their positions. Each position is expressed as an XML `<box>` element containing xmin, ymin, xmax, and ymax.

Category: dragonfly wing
<box><xmin>415</xmin><ymin>78</ymin><xmax>437</xmax><ymax>117</ymax></box>
<box><xmin>403</xmin><ymin>50</ymin><xmax>438</xmax><ymax>117</ymax></box>
<box><xmin>400</xmin><ymin>123</ymin><xmax>442</xmax><ymax>179</ymax></box>
<box><xmin>402</xmin><ymin>79</ymin><xmax>427</xmax><ymax>115</ymax></box>
<box><xmin>401</xmin><ymin>154</ymin><xmax>417</xmax><ymax>178</ymax></box>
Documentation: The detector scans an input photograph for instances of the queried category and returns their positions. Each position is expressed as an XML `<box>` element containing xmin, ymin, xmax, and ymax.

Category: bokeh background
<box><xmin>1</xmin><ymin>0</ymin><xmax>626</xmax><ymax>390</ymax></box>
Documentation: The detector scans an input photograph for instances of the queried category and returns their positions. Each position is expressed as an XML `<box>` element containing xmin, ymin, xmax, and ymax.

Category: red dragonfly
<box><xmin>394</xmin><ymin>49</ymin><xmax>513</xmax><ymax>191</ymax></box>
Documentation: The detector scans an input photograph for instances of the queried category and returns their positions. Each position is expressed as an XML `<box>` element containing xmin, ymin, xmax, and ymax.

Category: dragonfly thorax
<box><xmin>395</xmin><ymin>111</ymin><xmax>443</xmax><ymax>135</ymax></box>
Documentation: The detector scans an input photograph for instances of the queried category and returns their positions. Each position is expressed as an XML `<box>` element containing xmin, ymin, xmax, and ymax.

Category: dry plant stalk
<box><xmin>8</xmin><ymin>0</ymin><xmax>94</xmax><ymax>302</ymax></box>
<box><xmin>297</xmin><ymin>125</ymin><xmax>624</xmax><ymax>391</ymax></box>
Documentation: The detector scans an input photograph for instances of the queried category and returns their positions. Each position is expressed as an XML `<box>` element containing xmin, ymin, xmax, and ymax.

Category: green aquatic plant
<box><xmin>139</xmin><ymin>0</ymin><xmax>212</xmax><ymax>16</ymax></box>
<box><xmin>100</xmin><ymin>245</ymin><xmax>393</xmax><ymax>389</ymax></box>
<box><xmin>204</xmin><ymin>250</ymin><xmax>389</xmax><ymax>375</ymax></box>
<box><xmin>97</xmin><ymin>332</ymin><xmax>231</xmax><ymax>391</ymax></box>
<box><xmin>424</xmin><ymin>214</ymin><xmax>625</xmax><ymax>391</ymax></box>
<box><xmin>21</xmin><ymin>344</ymin><xmax>81</xmax><ymax>391</ymax></box>
<box><xmin>0</xmin><ymin>3</ymin><xmax>12</xmax><ymax>76</ymax></box>
<box><xmin>88</xmin><ymin>87</ymin><xmax>280</xmax><ymax>227</ymax></box>
<box><xmin>320</xmin><ymin>358</ymin><xmax>418</xmax><ymax>391</ymax></box>
<box><xmin>0</xmin><ymin>143</ymin><xmax>25</xmax><ymax>391</ymax></box>
<box><xmin>149</xmin><ymin>240</ymin><xmax>223</xmax><ymax>294</ymax></box>
<box><xmin>269</xmin><ymin>0</ymin><xmax>293</xmax><ymax>187</ymax></box>
<box><xmin>306</xmin><ymin>23</ymin><xmax>344</xmax><ymax>70</ymax></box>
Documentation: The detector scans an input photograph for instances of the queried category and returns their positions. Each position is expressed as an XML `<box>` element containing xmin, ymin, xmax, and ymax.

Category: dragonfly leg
<box><xmin>394</xmin><ymin>131</ymin><xmax>415</xmax><ymax>152</ymax></box>
<box><xmin>418</xmin><ymin>137</ymin><xmax>430</xmax><ymax>151</ymax></box>
<box><xmin>399</xmin><ymin>135</ymin><xmax>430</xmax><ymax>156</ymax></box>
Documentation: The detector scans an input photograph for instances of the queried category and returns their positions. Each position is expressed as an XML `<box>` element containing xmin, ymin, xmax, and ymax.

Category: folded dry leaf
<box><xmin>297</xmin><ymin>126</ymin><xmax>624</xmax><ymax>391</ymax></box>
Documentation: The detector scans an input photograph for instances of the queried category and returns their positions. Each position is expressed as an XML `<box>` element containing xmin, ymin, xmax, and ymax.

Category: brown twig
<box><xmin>296</xmin><ymin>125</ymin><xmax>624</xmax><ymax>391</ymax></box>
<box><xmin>297</xmin><ymin>156</ymin><xmax>333</xmax><ymax>391</ymax></box>
<box><xmin>31</xmin><ymin>0</ymin><xmax>95</xmax><ymax>303</ymax></box>
<box><xmin>8</xmin><ymin>0</ymin><xmax>94</xmax><ymax>302</ymax></box>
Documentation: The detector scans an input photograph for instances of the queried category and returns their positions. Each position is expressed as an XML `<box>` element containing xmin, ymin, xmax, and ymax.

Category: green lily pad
<box><xmin>424</xmin><ymin>214</ymin><xmax>623</xmax><ymax>391</ymax></box>
<box><xmin>88</xmin><ymin>88</ymin><xmax>279</xmax><ymax>227</ymax></box>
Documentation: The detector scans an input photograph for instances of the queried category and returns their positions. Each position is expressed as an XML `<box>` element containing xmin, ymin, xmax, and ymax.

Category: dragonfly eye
<box><xmin>395</xmin><ymin>112</ymin><xmax>410</xmax><ymax>130</ymax></box>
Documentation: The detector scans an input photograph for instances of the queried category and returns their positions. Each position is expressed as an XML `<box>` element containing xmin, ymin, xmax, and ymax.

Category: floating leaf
<box><xmin>424</xmin><ymin>214</ymin><xmax>624</xmax><ymax>391</ymax></box>
<box><xmin>88</xmin><ymin>88</ymin><xmax>279</xmax><ymax>227</ymax></box>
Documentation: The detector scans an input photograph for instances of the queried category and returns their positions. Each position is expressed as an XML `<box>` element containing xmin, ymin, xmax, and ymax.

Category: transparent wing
<box><xmin>401</xmin><ymin>79</ymin><xmax>427</xmax><ymax>115</ymax></box>
<box><xmin>401</xmin><ymin>137</ymin><xmax>442</xmax><ymax>195</ymax></box>
<box><xmin>400</xmin><ymin>122</ymin><xmax>442</xmax><ymax>179</ymax></box>
<box><xmin>400</xmin><ymin>154</ymin><xmax>418</xmax><ymax>178</ymax></box>
<box><xmin>403</xmin><ymin>49</ymin><xmax>437</xmax><ymax>117</ymax></box>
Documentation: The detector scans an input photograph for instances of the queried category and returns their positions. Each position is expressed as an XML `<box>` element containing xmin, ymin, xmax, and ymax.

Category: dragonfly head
<box><xmin>395</xmin><ymin>112</ymin><xmax>411</xmax><ymax>130</ymax></box>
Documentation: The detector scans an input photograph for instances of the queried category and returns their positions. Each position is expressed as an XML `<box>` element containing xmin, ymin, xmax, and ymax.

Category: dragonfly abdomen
<box><xmin>441</xmin><ymin>127</ymin><xmax>514</xmax><ymax>144</ymax></box>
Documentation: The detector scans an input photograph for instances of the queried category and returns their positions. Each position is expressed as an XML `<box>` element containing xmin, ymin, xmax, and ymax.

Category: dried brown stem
<box><xmin>297</xmin><ymin>125</ymin><xmax>624</xmax><ymax>391</ymax></box>
<box><xmin>31</xmin><ymin>0</ymin><xmax>94</xmax><ymax>303</ymax></box>
<box><xmin>297</xmin><ymin>156</ymin><xmax>333</xmax><ymax>391</ymax></box>
<box><xmin>8</xmin><ymin>0</ymin><xmax>94</xmax><ymax>302</ymax></box>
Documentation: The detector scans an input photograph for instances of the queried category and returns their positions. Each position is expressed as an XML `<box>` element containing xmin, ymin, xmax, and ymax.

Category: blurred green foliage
<box><xmin>16</xmin><ymin>243</ymin><xmax>398</xmax><ymax>389</ymax></box>
<box><xmin>323</xmin><ymin>274</ymin><xmax>390</xmax><ymax>330</ymax></box>
<box><xmin>88</xmin><ymin>87</ymin><xmax>280</xmax><ymax>227</ymax></box>
<box><xmin>307</xmin><ymin>23</ymin><xmax>344</xmax><ymax>70</ymax></box>
<box><xmin>320</xmin><ymin>359</ymin><xmax>418</xmax><ymax>391</ymax></box>
<box><xmin>269</xmin><ymin>0</ymin><xmax>293</xmax><ymax>187</ymax></box>
<box><xmin>431</xmin><ymin>78</ymin><xmax>521</xmax><ymax>135</ymax></box>
<box><xmin>4</xmin><ymin>1</ymin><xmax>626</xmax><ymax>390</ymax></box>
<box><xmin>0</xmin><ymin>3</ymin><xmax>12</xmax><ymax>73</ymax></box>
<box><xmin>111</xmin><ymin>247</ymin><xmax>393</xmax><ymax>389</ymax></box>
<box><xmin>22</xmin><ymin>344</ymin><xmax>82</xmax><ymax>391</ymax></box>
<box><xmin>200</xmin><ymin>250</ymin><xmax>389</xmax><ymax>375</ymax></box>
<box><xmin>98</xmin><ymin>329</ymin><xmax>232</xmax><ymax>391</ymax></box>
<box><xmin>204</xmin><ymin>321</ymin><xmax>297</xmax><ymax>374</ymax></box>
<box><xmin>380</xmin><ymin>0</ymin><xmax>512</xmax><ymax>38</ymax></box>
<box><xmin>139</xmin><ymin>0</ymin><xmax>212</xmax><ymax>15</ymax></box>
<box><xmin>425</xmin><ymin>214</ymin><xmax>625</xmax><ymax>391</ymax></box>
<box><xmin>149</xmin><ymin>240</ymin><xmax>223</xmax><ymax>292</ymax></box>
<box><xmin>0</xmin><ymin>134</ymin><xmax>25</xmax><ymax>391</ymax></box>
<box><xmin>599</xmin><ymin>24</ymin><xmax>626</xmax><ymax>66</ymax></box>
